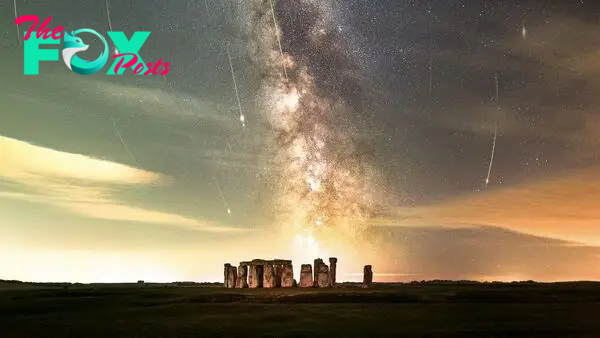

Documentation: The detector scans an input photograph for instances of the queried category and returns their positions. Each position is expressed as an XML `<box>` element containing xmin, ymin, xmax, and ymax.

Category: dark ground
<box><xmin>2</xmin><ymin>281</ymin><xmax>600</xmax><ymax>337</ymax></box>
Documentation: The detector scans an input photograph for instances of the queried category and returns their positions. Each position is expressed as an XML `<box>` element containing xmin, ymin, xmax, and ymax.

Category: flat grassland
<box><xmin>2</xmin><ymin>281</ymin><xmax>600</xmax><ymax>337</ymax></box>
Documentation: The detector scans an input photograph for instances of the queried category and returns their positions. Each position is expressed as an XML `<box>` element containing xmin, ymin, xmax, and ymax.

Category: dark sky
<box><xmin>1</xmin><ymin>0</ymin><xmax>599</xmax><ymax>283</ymax></box>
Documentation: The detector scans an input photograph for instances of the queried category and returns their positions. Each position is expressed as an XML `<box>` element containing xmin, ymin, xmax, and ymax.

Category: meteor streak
<box><xmin>485</xmin><ymin>126</ymin><xmax>498</xmax><ymax>188</ymax></box>
<box><xmin>108</xmin><ymin>113</ymin><xmax>138</xmax><ymax>167</ymax></box>
<box><xmin>214</xmin><ymin>178</ymin><xmax>232</xmax><ymax>216</ymax></box>
<box><xmin>226</xmin><ymin>45</ymin><xmax>246</xmax><ymax>127</ymax></box>
<box><xmin>485</xmin><ymin>72</ymin><xmax>500</xmax><ymax>188</ymax></box>
<box><xmin>14</xmin><ymin>0</ymin><xmax>21</xmax><ymax>46</ymax></box>
<box><xmin>269</xmin><ymin>0</ymin><xmax>288</xmax><ymax>80</ymax></box>
<box><xmin>105</xmin><ymin>0</ymin><xmax>119</xmax><ymax>54</ymax></box>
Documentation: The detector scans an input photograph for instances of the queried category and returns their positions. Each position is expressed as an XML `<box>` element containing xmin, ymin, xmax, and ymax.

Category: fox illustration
<box><xmin>62</xmin><ymin>31</ymin><xmax>89</xmax><ymax>70</ymax></box>
<box><xmin>61</xmin><ymin>29</ymin><xmax>108</xmax><ymax>75</ymax></box>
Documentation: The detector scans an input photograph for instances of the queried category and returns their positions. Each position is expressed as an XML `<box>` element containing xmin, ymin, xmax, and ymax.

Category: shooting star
<box><xmin>105</xmin><ymin>0</ymin><xmax>119</xmax><ymax>54</ymax></box>
<box><xmin>104</xmin><ymin>0</ymin><xmax>137</xmax><ymax>166</ymax></box>
<box><xmin>14</xmin><ymin>0</ymin><xmax>21</xmax><ymax>46</ymax></box>
<box><xmin>108</xmin><ymin>113</ymin><xmax>138</xmax><ymax>167</ymax></box>
<box><xmin>269</xmin><ymin>0</ymin><xmax>288</xmax><ymax>80</ymax></box>
<box><xmin>485</xmin><ymin>73</ymin><xmax>500</xmax><ymax>188</ymax></box>
<box><xmin>214</xmin><ymin>178</ymin><xmax>232</xmax><ymax>216</ymax></box>
<box><xmin>485</xmin><ymin>126</ymin><xmax>498</xmax><ymax>188</ymax></box>
<box><xmin>227</xmin><ymin>45</ymin><xmax>246</xmax><ymax>127</ymax></box>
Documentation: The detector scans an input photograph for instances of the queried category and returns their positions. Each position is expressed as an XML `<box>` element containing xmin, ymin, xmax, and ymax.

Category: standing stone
<box><xmin>248</xmin><ymin>264</ymin><xmax>263</xmax><ymax>288</ymax></box>
<box><xmin>236</xmin><ymin>265</ymin><xmax>248</xmax><ymax>288</ymax></box>
<box><xmin>224</xmin><ymin>263</ymin><xmax>232</xmax><ymax>288</ymax></box>
<box><xmin>228</xmin><ymin>266</ymin><xmax>237</xmax><ymax>289</ymax></box>
<box><xmin>263</xmin><ymin>263</ymin><xmax>276</xmax><ymax>288</ymax></box>
<box><xmin>313</xmin><ymin>258</ymin><xmax>323</xmax><ymax>283</ymax></box>
<box><xmin>274</xmin><ymin>264</ymin><xmax>282</xmax><ymax>288</ymax></box>
<box><xmin>329</xmin><ymin>257</ymin><xmax>337</xmax><ymax>286</ymax></box>
<box><xmin>362</xmin><ymin>265</ymin><xmax>373</xmax><ymax>288</ymax></box>
<box><xmin>299</xmin><ymin>264</ymin><xmax>313</xmax><ymax>287</ymax></box>
<box><xmin>317</xmin><ymin>263</ymin><xmax>330</xmax><ymax>288</ymax></box>
<box><xmin>281</xmin><ymin>263</ymin><xmax>294</xmax><ymax>288</ymax></box>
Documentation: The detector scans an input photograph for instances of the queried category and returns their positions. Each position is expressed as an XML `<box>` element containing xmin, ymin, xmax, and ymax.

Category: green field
<box><xmin>2</xmin><ymin>282</ymin><xmax>600</xmax><ymax>337</ymax></box>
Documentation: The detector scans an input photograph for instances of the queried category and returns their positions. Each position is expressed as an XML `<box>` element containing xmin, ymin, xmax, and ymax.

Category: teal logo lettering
<box><xmin>15</xmin><ymin>15</ymin><xmax>172</xmax><ymax>76</ymax></box>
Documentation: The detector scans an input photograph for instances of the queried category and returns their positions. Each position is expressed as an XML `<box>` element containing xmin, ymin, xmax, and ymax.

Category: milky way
<box><xmin>237</xmin><ymin>0</ymin><xmax>386</xmax><ymax>242</ymax></box>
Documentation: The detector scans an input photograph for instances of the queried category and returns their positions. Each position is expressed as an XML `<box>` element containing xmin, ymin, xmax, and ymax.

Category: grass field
<box><xmin>2</xmin><ymin>281</ymin><xmax>600</xmax><ymax>337</ymax></box>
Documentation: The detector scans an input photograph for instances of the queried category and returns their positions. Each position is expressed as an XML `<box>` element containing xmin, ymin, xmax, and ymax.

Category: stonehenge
<box><xmin>223</xmin><ymin>257</ymin><xmax>373</xmax><ymax>289</ymax></box>
<box><xmin>224</xmin><ymin>257</ymin><xmax>356</xmax><ymax>289</ymax></box>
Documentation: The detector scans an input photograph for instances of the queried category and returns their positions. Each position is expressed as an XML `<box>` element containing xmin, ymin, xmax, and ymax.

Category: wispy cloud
<box><xmin>0</xmin><ymin>135</ymin><xmax>246</xmax><ymax>233</ymax></box>
<box><xmin>401</xmin><ymin>167</ymin><xmax>600</xmax><ymax>246</ymax></box>
<box><xmin>71</xmin><ymin>77</ymin><xmax>233</xmax><ymax>123</ymax></box>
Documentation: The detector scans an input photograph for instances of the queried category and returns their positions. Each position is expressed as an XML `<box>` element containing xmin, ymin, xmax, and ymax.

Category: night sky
<box><xmin>1</xmin><ymin>0</ymin><xmax>599</xmax><ymax>283</ymax></box>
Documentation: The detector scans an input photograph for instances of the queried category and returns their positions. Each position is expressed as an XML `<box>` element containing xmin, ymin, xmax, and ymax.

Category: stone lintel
<box><xmin>239</xmin><ymin>259</ymin><xmax>292</xmax><ymax>266</ymax></box>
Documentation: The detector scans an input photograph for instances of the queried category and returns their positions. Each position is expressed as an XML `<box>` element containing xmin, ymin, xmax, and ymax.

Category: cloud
<box><xmin>405</xmin><ymin>166</ymin><xmax>600</xmax><ymax>246</ymax></box>
<box><xmin>0</xmin><ymin>135</ymin><xmax>245</xmax><ymax>233</ymax></box>
<box><xmin>70</xmin><ymin>77</ymin><xmax>233</xmax><ymax>123</ymax></box>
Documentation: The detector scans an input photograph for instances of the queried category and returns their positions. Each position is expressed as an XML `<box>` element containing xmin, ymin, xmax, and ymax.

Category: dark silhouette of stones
<box><xmin>329</xmin><ymin>257</ymin><xmax>337</xmax><ymax>286</ymax></box>
<box><xmin>236</xmin><ymin>265</ymin><xmax>248</xmax><ymax>288</ymax></box>
<box><xmin>363</xmin><ymin>265</ymin><xmax>373</xmax><ymax>288</ymax></box>
<box><xmin>300</xmin><ymin>264</ymin><xmax>313</xmax><ymax>287</ymax></box>
<box><xmin>281</xmin><ymin>263</ymin><xmax>294</xmax><ymax>288</ymax></box>
<box><xmin>317</xmin><ymin>263</ymin><xmax>330</xmax><ymax>288</ymax></box>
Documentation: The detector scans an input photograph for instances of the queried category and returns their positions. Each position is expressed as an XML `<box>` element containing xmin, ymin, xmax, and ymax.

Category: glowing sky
<box><xmin>1</xmin><ymin>0</ymin><xmax>600</xmax><ymax>283</ymax></box>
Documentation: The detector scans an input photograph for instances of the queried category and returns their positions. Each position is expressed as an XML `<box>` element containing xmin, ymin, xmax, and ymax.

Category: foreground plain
<box><xmin>2</xmin><ymin>281</ymin><xmax>600</xmax><ymax>337</ymax></box>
